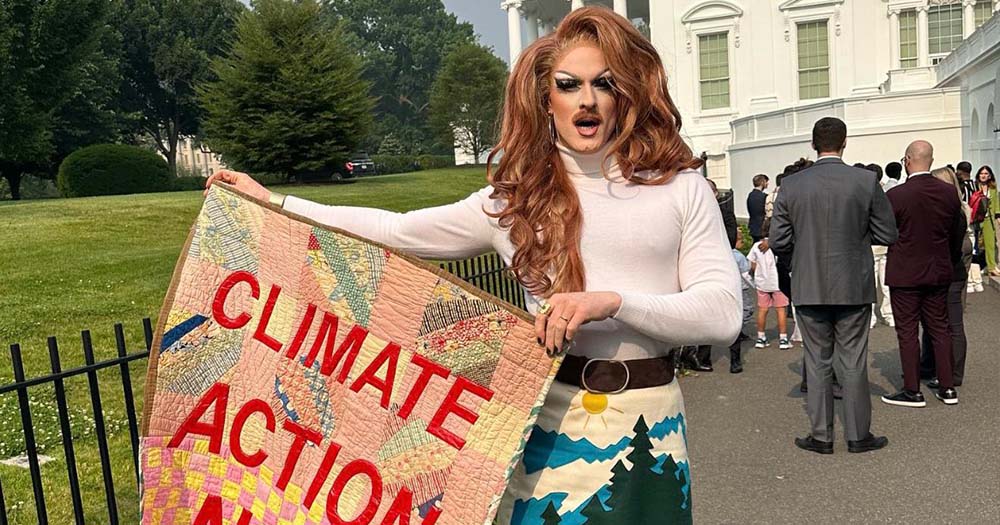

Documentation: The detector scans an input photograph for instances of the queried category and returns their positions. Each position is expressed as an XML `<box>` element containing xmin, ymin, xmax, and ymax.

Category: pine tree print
<box><xmin>541</xmin><ymin>501</ymin><xmax>563</xmax><ymax>525</ymax></box>
<box><xmin>579</xmin><ymin>494</ymin><xmax>609</xmax><ymax>525</ymax></box>
<box><xmin>589</xmin><ymin>414</ymin><xmax>692</xmax><ymax>525</ymax></box>
<box><xmin>602</xmin><ymin>459</ymin><xmax>631</xmax><ymax>512</ymax></box>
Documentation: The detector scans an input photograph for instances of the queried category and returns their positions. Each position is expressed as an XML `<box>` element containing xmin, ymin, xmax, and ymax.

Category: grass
<box><xmin>0</xmin><ymin>166</ymin><xmax>489</xmax><ymax>524</ymax></box>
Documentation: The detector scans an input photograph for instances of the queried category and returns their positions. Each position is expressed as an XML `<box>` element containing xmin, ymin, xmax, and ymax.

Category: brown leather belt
<box><xmin>555</xmin><ymin>353</ymin><xmax>676</xmax><ymax>393</ymax></box>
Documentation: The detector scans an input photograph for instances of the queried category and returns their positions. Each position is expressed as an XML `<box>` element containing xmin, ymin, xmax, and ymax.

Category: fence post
<box><xmin>10</xmin><ymin>344</ymin><xmax>48</xmax><ymax>525</ymax></box>
<box><xmin>47</xmin><ymin>337</ymin><xmax>85</xmax><ymax>525</ymax></box>
<box><xmin>82</xmin><ymin>331</ymin><xmax>119</xmax><ymax>525</ymax></box>
<box><xmin>114</xmin><ymin>324</ymin><xmax>141</xmax><ymax>490</ymax></box>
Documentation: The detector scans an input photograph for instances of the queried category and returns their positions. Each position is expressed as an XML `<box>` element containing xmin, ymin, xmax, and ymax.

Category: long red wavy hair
<box><xmin>486</xmin><ymin>6</ymin><xmax>702</xmax><ymax>297</ymax></box>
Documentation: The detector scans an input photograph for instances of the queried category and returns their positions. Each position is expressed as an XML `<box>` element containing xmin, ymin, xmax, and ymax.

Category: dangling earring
<box><xmin>548</xmin><ymin>114</ymin><xmax>557</xmax><ymax>144</ymax></box>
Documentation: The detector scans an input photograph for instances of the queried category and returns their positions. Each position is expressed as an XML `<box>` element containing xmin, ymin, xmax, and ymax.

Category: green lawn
<box><xmin>0</xmin><ymin>166</ymin><xmax>488</xmax><ymax>524</ymax></box>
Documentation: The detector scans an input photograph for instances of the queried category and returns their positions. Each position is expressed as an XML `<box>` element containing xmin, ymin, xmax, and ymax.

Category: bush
<box><xmin>0</xmin><ymin>175</ymin><xmax>61</xmax><ymax>200</ymax></box>
<box><xmin>372</xmin><ymin>155</ymin><xmax>420</xmax><ymax>175</ymax></box>
<box><xmin>416</xmin><ymin>155</ymin><xmax>455</xmax><ymax>170</ymax></box>
<box><xmin>172</xmin><ymin>176</ymin><xmax>208</xmax><ymax>191</ymax></box>
<box><xmin>370</xmin><ymin>155</ymin><xmax>455</xmax><ymax>175</ymax></box>
<box><xmin>58</xmin><ymin>144</ymin><xmax>172</xmax><ymax>197</ymax></box>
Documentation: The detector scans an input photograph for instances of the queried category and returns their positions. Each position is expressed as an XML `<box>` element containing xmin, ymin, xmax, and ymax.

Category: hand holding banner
<box><xmin>140</xmin><ymin>184</ymin><xmax>559</xmax><ymax>525</ymax></box>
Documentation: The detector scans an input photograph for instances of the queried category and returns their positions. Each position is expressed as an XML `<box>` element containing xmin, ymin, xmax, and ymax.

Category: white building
<box><xmin>175</xmin><ymin>137</ymin><xmax>228</xmax><ymax>178</ymax></box>
<box><xmin>501</xmin><ymin>0</ymin><xmax>998</xmax><ymax>217</ymax></box>
<box><xmin>936</xmin><ymin>9</ymin><xmax>1000</xmax><ymax>171</ymax></box>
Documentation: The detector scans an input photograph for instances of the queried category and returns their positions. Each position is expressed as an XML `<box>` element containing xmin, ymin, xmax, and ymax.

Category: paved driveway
<box><xmin>682</xmin><ymin>287</ymin><xmax>1000</xmax><ymax>524</ymax></box>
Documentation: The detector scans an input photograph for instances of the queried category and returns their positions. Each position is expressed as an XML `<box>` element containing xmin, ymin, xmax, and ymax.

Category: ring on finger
<box><xmin>538</xmin><ymin>301</ymin><xmax>553</xmax><ymax>316</ymax></box>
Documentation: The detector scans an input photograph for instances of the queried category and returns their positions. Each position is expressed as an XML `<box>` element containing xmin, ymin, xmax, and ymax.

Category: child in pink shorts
<box><xmin>748</xmin><ymin>237</ymin><xmax>791</xmax><ymax>349</ymax></box>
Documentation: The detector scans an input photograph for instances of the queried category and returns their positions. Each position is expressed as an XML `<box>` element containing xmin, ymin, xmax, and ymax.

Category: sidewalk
<box><xmin>681</xmin><ymin>286</ymin><xmax>1000</xmax><ymax>524</ymax></box>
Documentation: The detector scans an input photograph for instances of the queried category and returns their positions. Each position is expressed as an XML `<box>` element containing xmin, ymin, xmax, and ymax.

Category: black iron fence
<box><xmin>0</xmin><ymin>253</ymin><xmax>523</xmax><ymax>524</ymax></box>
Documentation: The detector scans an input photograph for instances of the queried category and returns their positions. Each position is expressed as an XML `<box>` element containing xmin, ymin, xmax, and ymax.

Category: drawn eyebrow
<box><xmin>554</xmin><ymin>69</ymin><xmax>611</xmax><ymax>81</ymax></box>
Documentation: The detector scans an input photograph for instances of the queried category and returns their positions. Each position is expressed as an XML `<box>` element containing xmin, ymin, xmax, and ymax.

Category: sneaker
<box><xmin>886</xmin><ymin>318</ymin><xmax>895</xmax><ymax>328</ymax></box>
<box><xmin>754</xmin><ymin>337</ymin><xmax>769</xmax><ymax>348</ymax></box>
<box><xmin>967</xmin><ymin>284</ymin><xmax>976</xmax><ymax>294</ymax></box>
<box><xmin>935</xmin><ymin>388</ymin><xmax>958</xmax><ymax>405</ymax></box>
<box><xmin>779</xmin><ymin>337</ymin><xmax>792</xmax><ymax>350</ymax></box>
<box><xmin>881</xmin><ymin>390</ymin><xmax>926</xmax><ymax>408</ymax></box>
<box><xmin>869</xmin><ymin>317</ymin><xmax>877</xmax><ymax>329</ymax></box>
<box><xmin>975</xmin><ymin>283</ymin><xmax>984</xmax><ymax>293</ymax></box>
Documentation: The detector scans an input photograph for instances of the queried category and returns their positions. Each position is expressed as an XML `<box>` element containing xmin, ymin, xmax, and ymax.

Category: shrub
<box><xmin>417</xmin><ymin>155</ymin><xmax>455</xmax><ymax>170</ymax></box>
<box><xmin>57</xmin><ymin>144</ymin><xmax>172</xmax><ymax>197</ymax></box>
<box><xmin>172</xmin><ymin>176</ymin><xmax>208</xmax><ymax>191</ymax></box>
<box><xmin>372</xmin><ymin>155</ymin><xmax>420</xmax><ymax>175</ymax></box>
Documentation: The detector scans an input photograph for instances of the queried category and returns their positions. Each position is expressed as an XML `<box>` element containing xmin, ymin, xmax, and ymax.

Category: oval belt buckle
<box><xmin>580</xmin><ymin>359</ymin><xmax>630</xmax><ymax>395</ymax></box>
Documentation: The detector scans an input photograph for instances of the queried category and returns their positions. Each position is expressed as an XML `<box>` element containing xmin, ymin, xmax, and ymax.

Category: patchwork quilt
<box><xmin>140</xmin><ymin>184</ymin><xmax>559</xmax><ymax>525</ymax></box>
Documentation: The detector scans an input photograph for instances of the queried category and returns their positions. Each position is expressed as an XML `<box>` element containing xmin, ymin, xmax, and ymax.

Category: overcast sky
<box><xmin>442</xmin><ymin>0</ymin><xmax>509</xmax><ymax>64</ymax></box>
<box><xmin>238</xmin><ymin>0</ymin><xmax>510</xmax><ymax>64</ymax></box>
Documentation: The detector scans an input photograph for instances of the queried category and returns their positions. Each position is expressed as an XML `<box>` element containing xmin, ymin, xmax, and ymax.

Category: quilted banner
<box><xmin>140</xmin><ymin>184</ymin><xmax>559</xmax><ymax>525</ymax></box>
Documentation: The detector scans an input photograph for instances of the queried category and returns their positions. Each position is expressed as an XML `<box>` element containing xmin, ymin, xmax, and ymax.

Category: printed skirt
<box><xmin>496</xmin><ymin>379</ymin><xmax>692</xmax><ymax>525</ymax></box>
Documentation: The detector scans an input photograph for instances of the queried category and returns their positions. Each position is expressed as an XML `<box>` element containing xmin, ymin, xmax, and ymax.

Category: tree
<box><xmin>429</xmin><ymin>43</ymin><xmax>506</xmax><ymax>164</ymax></box>
<box><xmin>117</xmin><ymin>0</ymin><xmax>244</xmax><ymax>176</ymax></box>
<box><xmin>0</xmin><ymin>0</ymin><xmax>117</xmax><ymax>200</ymax></box>
<box><xmin>199</xmin><ymin>0</ymin><xmax>374</xmax><ymax>181</ymax></box>
<box><xmin>325</xmin><ymin>0</ymin><xmax>476</xmax><ymax>154</ymax></box>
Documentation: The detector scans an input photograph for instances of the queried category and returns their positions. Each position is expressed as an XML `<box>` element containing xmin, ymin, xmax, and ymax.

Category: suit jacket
<box><xmin>717</xmin><ymin>189</ymin><xmax>738</xmax><ymax>247</ymax></box>
<box><xmin>885</xmin><ymin>174</ymin><xmax>965</xmax><ymax>288</ymax></box>
<box><xmin>747</xmin><ymin>189</ymin><xmax>767</xmax><ymax>237</ymax></box>
<box><xmin>769</xmin><ymin>157</ymin><xmax>897</xmax><ymax>306</ymax></box>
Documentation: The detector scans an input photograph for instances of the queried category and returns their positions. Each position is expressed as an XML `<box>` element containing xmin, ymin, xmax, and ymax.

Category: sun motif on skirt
<box><xmin>570</xmin><ymin>391</ymin><xmax>625</xmax><ymax>429</ymax></box>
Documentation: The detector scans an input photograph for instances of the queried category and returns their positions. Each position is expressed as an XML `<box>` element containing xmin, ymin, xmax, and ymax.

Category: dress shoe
<box><xmin>847</xmin><ymin>433</ymin><xmax>889</xmax><ymax>453</ymax></box>
<box><xmin>800</xmin><ymin>382</ymin><xmax>807</xmax><ymax>393</ymax></box>
<box><xmin>881</xmin><ymin>390</ymin><xmax>926</xmax><ymax>408</ymax></box>
<box><xmin>794</xmin><ymin>435</ymin><xmax>833</xmax><ymax>455</ymax></box>
<box><xmin>935</xmin><ymin>387</ymin><xmax>958</xmax><ymax>405</ymax></box>
<box><xmin>690</xmin><ymin>362</ymin><xmax>713</xmax><ymax>372</ymax></box>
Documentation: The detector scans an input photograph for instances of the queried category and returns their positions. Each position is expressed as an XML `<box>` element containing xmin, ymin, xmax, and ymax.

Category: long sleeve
<box><xmin>283</xmin><ymin>186</ymin><xmax>498</xmax><ymax>260</ymax></box>
<box><xmin>949</xmin><ymin>198</ymin><xmax>968</xmax><ymax>265</ymax></box>
<box><xmin>611</xmin><ymin>175</ymin><xmax>742</xmax><ymax>346</ymax></box>
<box><xmin>769</xmin><ymin>190</ymin><xmax>794</xmax><ymax>259</ymax></box>
<box><xmin>869</xmin><ymin>178</ymin><xmax>898</xmax><ymax>246</ymax></box>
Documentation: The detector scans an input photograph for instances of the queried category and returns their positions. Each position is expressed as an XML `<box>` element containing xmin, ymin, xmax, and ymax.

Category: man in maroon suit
<box><xmin>882</xmin><ymin>141</ymin><xmax>965</xmax><ymax>407</ymax></box>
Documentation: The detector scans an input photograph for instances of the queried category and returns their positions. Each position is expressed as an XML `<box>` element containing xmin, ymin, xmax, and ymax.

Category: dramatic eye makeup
<box><xmin>553</xmin><ymin>70</ymin><xmax>614</xmax><ymax>92</ymax></box>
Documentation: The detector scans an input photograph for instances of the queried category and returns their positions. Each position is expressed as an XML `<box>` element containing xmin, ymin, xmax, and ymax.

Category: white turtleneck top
<box><xmin>283</xmin><ymin>143</ymin><xmax>742</xmax><ymax>360</ymax></box>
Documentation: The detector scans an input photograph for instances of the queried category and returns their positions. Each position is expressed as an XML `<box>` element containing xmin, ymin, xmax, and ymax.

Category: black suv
<box><xmin>345</xmin><ymin>153</ymin><xmax>376</xmax><ymax>178</ymax></box>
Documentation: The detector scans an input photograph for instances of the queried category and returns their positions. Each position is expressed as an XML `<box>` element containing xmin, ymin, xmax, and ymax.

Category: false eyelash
<box><xmin>555</xmin><ymin>79</ymin><xmax>580</xmax><ymax>90</ymax></box>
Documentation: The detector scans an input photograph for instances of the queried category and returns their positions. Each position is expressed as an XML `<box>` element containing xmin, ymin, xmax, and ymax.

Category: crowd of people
<box><xmin>684</xmin><ymin>116</ymin><xmax>996</xmax><ymax>453</ymax></box>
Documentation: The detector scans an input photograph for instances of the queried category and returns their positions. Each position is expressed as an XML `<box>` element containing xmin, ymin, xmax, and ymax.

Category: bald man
<box><xmin>882</xmin><ymin>141</ymin><xmax>965</xmax><ymax>408</ymax></box>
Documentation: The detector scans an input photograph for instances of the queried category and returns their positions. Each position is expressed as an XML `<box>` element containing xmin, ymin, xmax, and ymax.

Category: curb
<box><xmin>988</xmin><ymin>275</ymin><xmax>1000</xmax><ymax>293</ymax></box>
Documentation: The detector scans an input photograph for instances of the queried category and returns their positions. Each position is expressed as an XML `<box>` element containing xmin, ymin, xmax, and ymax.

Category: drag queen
<box><xmin>207</xmin><ymin>7</ymin><xmax>740</xmax><ymax>523</ymax></box>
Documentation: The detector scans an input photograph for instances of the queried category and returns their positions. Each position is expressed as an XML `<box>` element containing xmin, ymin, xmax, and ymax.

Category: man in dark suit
<box><xmin>747</xmin><ymin>174</ymin><xmax>769</xmax><ymax>241</ymax></box>
<box><xmin>770</xmin><ymin>117</ymin><xmax>897</xmax><ymax>454</ymax></box>
<box><xmin>881</xmin><ymin>141</ymin><xmax>965</xmax><ymax>407</ymax></box>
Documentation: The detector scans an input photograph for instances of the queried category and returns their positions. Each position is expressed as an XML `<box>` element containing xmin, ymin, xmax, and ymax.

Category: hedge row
<box><xmin>370</xmin><ymin>154</ymin><xmax>454</xmax><ymax>175</ymax></box>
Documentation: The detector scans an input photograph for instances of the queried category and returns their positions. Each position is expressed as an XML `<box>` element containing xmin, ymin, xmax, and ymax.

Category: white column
<box><xmin>889</xmin><ymin>9</ymin><xmax>900</xmax><ymax>68</ymax></box>
<box><xmin>571</xmin><ymin>0</ymin><xmax>585</xmax><ymax>10</ymax></box>
<box><xmin>963</xmin><ymin>0</ymin><xmax>976</xmax><ymax>37</ymax></box>
<box><xmin>525</xmin><ymin>11</ymin><xmax>539</xmax><ymax>43</ymax></box>
<box><xmin>917</xmin><ymin>6</ymin><xmax>930</xmax><ymax>67</ymax></box>
<box><xmin>504</xmin><ymin>1</ymin><xmax>523</xmax><ymax>65</ymax></box>
<box><xmin>614</xmin><ymin>0</ymin><xmax>628</xmax><ymax>17</ymax></box>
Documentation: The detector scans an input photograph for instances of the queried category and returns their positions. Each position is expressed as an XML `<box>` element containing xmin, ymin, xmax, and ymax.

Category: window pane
<box><xmin>797</xmin><ymin>20</ymin><xmax>829</xmax><ymax>100</ymax></box>
<box><xmin>699</xmin><ymin>32</ymin><xmax>730</xmax><ymax>110</ymax></box>
<box><xmin>928</xmin><ymin>4</ymin><xmax>964</xmax><ymax>55</ymax></box>
<box><xmin>975</xmin><ymin>1</ymin><xmax>994</xmax><ymax>27</ymax></box>
<box><xmin>899</xmin><ymin>9</ymin><xmax>918</xmax><ymax>68</ymax></box>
